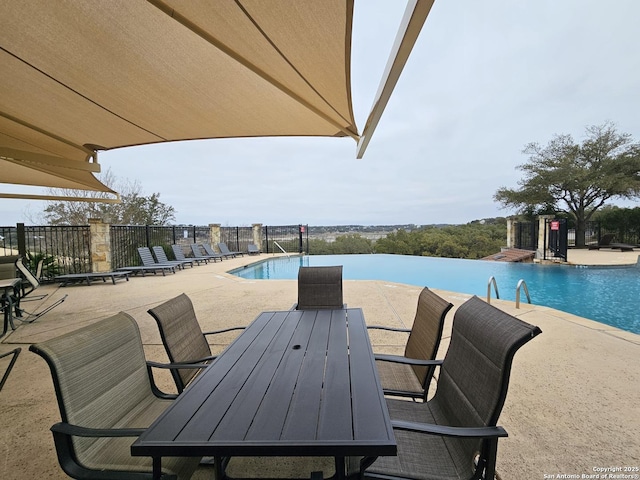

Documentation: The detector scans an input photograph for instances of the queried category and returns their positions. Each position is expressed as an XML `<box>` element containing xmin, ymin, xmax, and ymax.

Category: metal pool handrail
<box><xmin>516</xmin><ymin>279</ymin><xmax>531</xmax><ymax>309</ymax></box>
<box><xmin>487</xmin><ymin>276</ymin><xmax>499</xmax><ymax>304</ymax></box>
<box><xmin>273</xmin><ymin>241</ymin><xmax>290</xmax><ymax>258</ymax></box>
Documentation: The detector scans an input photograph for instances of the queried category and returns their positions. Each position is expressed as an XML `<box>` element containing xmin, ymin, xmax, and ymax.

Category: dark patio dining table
<box><xmin>131</xmin><ymin>307</ymin><xmax>396</xmax><ymax>480</ymax></box>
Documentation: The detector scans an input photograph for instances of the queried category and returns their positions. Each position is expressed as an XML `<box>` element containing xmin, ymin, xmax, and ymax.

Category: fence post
<box><xmin>89</xmin><ymin>218</ymin><xmax>111</xmax><ymax>272</ymax></box>
<box><xmin>210</xmin><ymin>224</ymin><xmax>221</xmax><ymax>249</ymax></box>
<box><xmin>298</xmin><ymin>225</ymin><xmax>304</xmax><ymax>253</ymax></box>
<box><xmin>252</xmin><ymin>224</ymin><xmax>262</xmax><ymax>250</ymax></box>
<box><xmin>506</xmin><ymin>217</ymin><xmax>516</xmax><ymax>248</ymax></box>
<box><xmin>537</xmin><ymin>215</ymin><xmax>553</xmax><ymax>259</ymax></box>
<box><xmin>16</xmin><ymin>223</ymin><xmax>26</xmax><ymax>257</ymax></box>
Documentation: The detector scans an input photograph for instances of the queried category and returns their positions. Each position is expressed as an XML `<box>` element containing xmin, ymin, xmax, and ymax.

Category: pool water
<box><xmin>231</xmin><ymin>254</ymin><xmax>640</xmax><ymax>335</ymax></box>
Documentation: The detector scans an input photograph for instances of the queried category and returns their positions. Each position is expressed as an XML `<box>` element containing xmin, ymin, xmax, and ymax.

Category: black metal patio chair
<box><xmin>0</xmin><ymin>347</ymin><xmax>21</xmax><ymax>392</ymax></box>
<box><xmin>30</xmin><ymin>312</ymin><xmax>201</xmax><ymax>479</ymax></box>
<box><xmin>147</xmin><ymin>293</ymin><xmax>245</xmax><ymax>393</ymax></box>
<box><xmin>295</xmin><ymin>266</ymin><xmax>344</xmax><ymax>310</ymax></box>
<box><xmin>12</xmin><ymin>256</ymin><xmax>67</xmax><ymax>322</ymax></box>
<box><xmin>362</xmin><ymin>296</ymin><xmax>542</xmax><ymax>480</ymax></box>
<box><xmin>368</xmin><ymin>287</ymin><xmax>453</xmax><ymax>401</ymax></box>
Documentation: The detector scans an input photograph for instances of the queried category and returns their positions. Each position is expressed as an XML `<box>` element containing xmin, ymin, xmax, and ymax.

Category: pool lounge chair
<box><xmin>137</xmin><ymin>247</ymin><xmax>178</xmax><ymax>272</ymax></box>
<box><xmin>172</xmin><ymin>244</ymin><xmax>209</xmax><ymax>265</ymax></box>
<box><xmin>362</xmin><ymin>296</ymin><xmax>542</xmax><ymax>480</ymax></box>
<box><xmin>247</xmin><ymin>243</ymin><xmax>261</xmax><ymax>255</ymax></box>
<box><xmin>216</xmin><ymin>242</ymin><xmax>244</xmax><ymax>258</ymax></box>
<box><xmin>190</xmin><ymin>243</ymin><xmax>223</xmax><ymax>262</ymax></box>
<box><xmin>152</xmin><ymin>245</ymin><xmax>194</xmax><ymax>269</ymax></box>
<box><xmin>30</xmin><ymin>312</ymin><xmax>201</xmax><ymax>479</ymax></box>
<box><xmin>201</xmin><ymin>242</ymin><xmax>232</xmax><ymax>259</ymax></box>
<box><xmin>588</xmin><ymin>233</ymin><xmax>637</xmax><ymax>251</ymax></box>
<box><xmin>368</xmin><ymin>287</ymin><xmax>453</xmax><ymax>402</ymax></box>
<box><xmin>116</xmin><ymin>265</ymin><xmax>175</xmax><ymax>276</ymax></box>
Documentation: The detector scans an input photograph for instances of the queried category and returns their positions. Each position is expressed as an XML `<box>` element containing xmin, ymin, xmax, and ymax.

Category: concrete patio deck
<box><xmin>1</xmin><ymin>251</ymin><xmax>638</xmax><ymax>479</ymax></box>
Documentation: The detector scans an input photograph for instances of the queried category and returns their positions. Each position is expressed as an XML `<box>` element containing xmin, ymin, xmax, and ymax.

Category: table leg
<box><xmin>215</xmin><ymin>456</ymin><xmax>225</xmax><ymax>480</ymax></box>
<box><xmin>335</xmin><ymin>456</ymin><xmax>346</xmax><ymax>480</ymax></box>
<box><xmin>152</xmin><ymin>456</ymin><xmax>162</xmax><ymax>480</ymax></box>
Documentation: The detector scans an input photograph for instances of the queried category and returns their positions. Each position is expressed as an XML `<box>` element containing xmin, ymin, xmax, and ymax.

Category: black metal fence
<box><xmin>220</xmin><ymin>226</ymin><xmax>255</xmax><ymax>253</ymax></box>
<box><xmin>544</xmin><ymin>218</ymin><xmax>568</xmax><ymax>261</ymax></box>
<box><xmin>0</xmin><ymin>224</ymin><xmax>90</xmax><ymax>278</ymax></box>
<box><xmin>263</xmin><ymin>225</ymin><xmax>308</xmax><ymax>254</ymax></box>
<box><xmin>1</xmin><ymin>223</ymin><xmax>307</xmax><ymax>274</ymax></box>
<box><xmin>514</xmin><ymin>221</ymin><xmax>538</xmax><ymax>251</ymax></box>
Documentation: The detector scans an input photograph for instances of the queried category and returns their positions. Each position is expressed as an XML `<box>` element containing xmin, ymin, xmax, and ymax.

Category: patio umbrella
<box><xmin>0</xmin><ymin>0</ymin><xmax>434</xmax><ymax>201</ymax></box>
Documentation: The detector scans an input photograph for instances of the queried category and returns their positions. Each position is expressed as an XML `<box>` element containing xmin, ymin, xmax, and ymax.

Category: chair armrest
<box><xmin>146</xmin><ymin>360</ymin><xmax>215</xmax><ymax>399</ymax></box>
<box><xmin>392</xmin><ymin>420</ymin><xmax>508</xmax><ymax>439</ymax></box>
<box><xmin>203</xmin><ymin>326</ymin><xmax>245</xmax><ymax>336</ymax></box>
<box><xmin>51</xmin><ymin>422</ymin><xmax>145</xmax><ymax>438</ymax></box>
<box><xmin>375</xmin><ymin>354</ymin><xmax>443</xmax><ymax>367</ymax></box>
<box><xmin>146</xmin><ymin>359</ymin><xmax>212</xmax><ymax>370</ymax></box>
<box><xmin>367</xmin><ymin>325</ymin><xmax>411</xmax><ymax>333</ymax></box>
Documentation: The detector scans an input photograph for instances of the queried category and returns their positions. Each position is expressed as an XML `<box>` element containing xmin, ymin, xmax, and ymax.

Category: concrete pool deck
<box><xmin>0</xmin><ymin>250</ymin><xmax>638</xmax><ymax>479</ymax></box>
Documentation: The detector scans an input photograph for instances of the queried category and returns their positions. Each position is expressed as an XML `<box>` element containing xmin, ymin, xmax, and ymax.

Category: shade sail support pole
<box><xmin>356</xmin><ymin>0</ymin><xmax>435</xmax><ymax>159</ymax></box>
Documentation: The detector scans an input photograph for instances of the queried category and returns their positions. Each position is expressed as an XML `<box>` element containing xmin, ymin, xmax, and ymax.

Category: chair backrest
<box><xmin>152</xmin><ymin>245</ymin><xmax>170</xmax><ymax>263</ymax></box>
<box><xmin>191</xmin><ymin>244</ymin><xmax>207</xmax><ymax>257</ymax></box>
<box><xmin>202</xmin><ymin>243</ymin><xmax>217</xmax><ymax>256</ymax></box>
<box><xmin>430</xmin><ymin>296</ymin><xmax>541</xmax><ymax>469</ymax></box>
<box><xmin>137</xmin><ymin>247</ymin><xmax>157</xmax><ymax>266</ymax></box>
<box><xmin>297</xmin><ymin>266</ymin><xmax>344</xmax><ymax>310</ymax></box>
<box><xmin>404</xmin><ymin>287</ymin><xmax>453</xmax><ymax>389</ymax></box>
<box><xmin>172</xmin><ymin>244</ymin><xmax>187</xmax><ymax>260</ymax></box>
<box><xmin>15</xmin><ymin>256</ymin><xmax>39</xmax><ymax>295</ymax></box>
<box><xmin>147</xmin><ymin>293</ymin><xmax>212</xmax><ymax>392</ymax></box>
<box><xmin>29</xmin><ymin>312</ymin><xmax>158</xmax><ymax>466</ymax></box>
<box><xmin>0</xmin><ymin>262</ymin><xmax>17</xmax><ymax>280</ymax></box>
<box><xmin>217</xmin><ymin>242</ymin><xmax>231</xmax><ymax>254</ymax></box>
<box><xmin>599</xmin><ymin>233</ymin><xmax>615</xmax><ymax>245</ymax></box>
<box><xmin>247</xmin><ymin>244</ymin><xmax>259</xmax><ymax>254</ymax></box>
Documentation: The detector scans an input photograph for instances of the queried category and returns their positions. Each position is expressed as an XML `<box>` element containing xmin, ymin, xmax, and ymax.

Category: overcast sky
<box><xmin>2</xmin><ymin>0</ymin><xmax>640</xmax><ymax>227</ymax></box>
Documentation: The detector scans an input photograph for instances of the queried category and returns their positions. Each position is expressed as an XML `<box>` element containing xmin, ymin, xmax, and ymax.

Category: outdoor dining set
<box><xmin>3</xmin><ymin>261</ymin><xmax>541</xmax><ymax>480</ymax></box>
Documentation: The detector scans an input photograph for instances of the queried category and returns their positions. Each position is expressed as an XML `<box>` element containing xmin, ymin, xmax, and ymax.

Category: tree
<box><xmin>494</xmin><ymin>122</ymin><xmax>640</xmax><ymax>247</ymax></box>
<box><xmin>42</xmin><ymin>169</ymin><xmax>176</xmax><ymax>225</ymax></box>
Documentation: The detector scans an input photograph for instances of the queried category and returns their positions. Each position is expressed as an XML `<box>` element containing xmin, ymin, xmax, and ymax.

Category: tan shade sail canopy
<box><xmin>0</xmin><ymin>0</ymin><xmax>433</xmax><ymax>200</ymax></box>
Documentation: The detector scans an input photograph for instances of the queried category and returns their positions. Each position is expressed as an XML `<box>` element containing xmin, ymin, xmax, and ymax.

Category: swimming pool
<box><xmin>230</xmin><ymin>254</ymin><xmax>640</xmax><ymax>334</ymax></box>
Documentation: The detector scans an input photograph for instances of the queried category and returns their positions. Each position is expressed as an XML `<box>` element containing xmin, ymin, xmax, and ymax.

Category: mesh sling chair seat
<box><xmin>363</xmin><ymin>296</ymin><xmax>542</xmax><ymax>480</ymax></box>
<box><xmin>368</xmin><ymin>287</ymin><xmax>453</xmax><ymax>401</ymax></box>
<box><xmin>147</xmin><ymin>293</ymin><xmax>245</xmax><ymax>393</ymax></box>
<box><xmin>295</xmin><ymin>266</ymin><xmax>344</xmax><ymax>310</ymax></box>
<box><xmin>29</xmin><ymin>312</ymin><xmax>201</xmax><ymax>479</ymax></box>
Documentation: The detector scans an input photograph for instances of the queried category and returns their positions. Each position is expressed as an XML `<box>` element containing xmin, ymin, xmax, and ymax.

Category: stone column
<box><xmin>209</xmin><ymin>224</ymin><xmax>221</xmax><ymax>251</ymax></box>
<box><xmin>252</xmin><ymin>223</ymin><xmax>262</xmax><ymax>250</ymax></box>
<box><xmin>537</xmin><ymin>215</ymin><xmax>554</xmax><ymax>259</ymax></box>
<box><xmin>89</xmin><ymin>218</ymin><xmax>111</xmax><ymax>272</ymax></box>
<box><xmin>506</xmin><ymin>217</ymin><xmax>516</xmax><ymax>249</ymax></box>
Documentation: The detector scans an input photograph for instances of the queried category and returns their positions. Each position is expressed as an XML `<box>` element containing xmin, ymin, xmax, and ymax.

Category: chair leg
<box><xmin>15</xmin><ymin>294</ymin><xmax>67</xmax><ymax>323</ymax></box>
<box><xmin>0</xmin><ymin>348</ymin><xmax>21</xmax><ymax>391</ymax></box>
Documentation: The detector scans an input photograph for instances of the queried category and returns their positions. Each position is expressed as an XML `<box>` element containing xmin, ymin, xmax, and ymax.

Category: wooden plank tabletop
<box><xmin>132</xmin><ymin>308</ymin><xmax>396</xmax><ymax>461</ymax></box>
